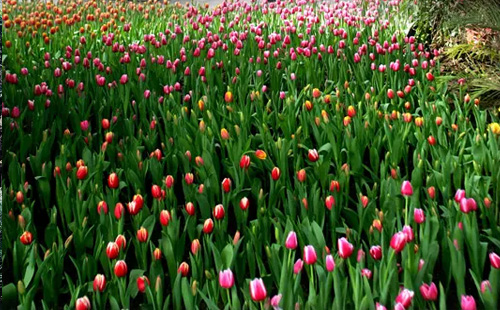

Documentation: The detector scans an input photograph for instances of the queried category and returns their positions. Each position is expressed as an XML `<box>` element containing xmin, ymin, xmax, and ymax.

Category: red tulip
<box><xmin>369</xmin><ymin>245</ymin><xmax>382</xmax><ymax>260</ymax></box>
<box><xmin>308</xmin><ymin>149</ymin><xmax>319</xmax><ymax>162</ymax></box>
<box><xmin>151</xmin><ymin>185</ymin><xmax>162</xmax><ymax>199</ymax></box>
<box><xmin>108</xmin><ymin>173</ymin><xmax>119</xmax><ymax>189</ymax></box>
<box><xmin>224</xmin><ymin>91</ymin><xmax>233</xmax><ymax>103</ymax></box>
<box><xmin>426</xmin><ymin>72</ymin><xmax>435</xmax><ymax>81</ymax></box>
<box><xmin>160</xmin><ymin>210</ymin><xmax>171</xmax><ymax>226</ymax></box>
<box><xmin>395</xmin><ymin>288</ymin><xmax>414</xmax><ymax>309</ymax></box>
<box><xmin>460</xmin><ymin>198</ymin><xmax>477</xmax><ymax>213</ymax></box>
<box><xmin>325</xmin><ymin>195</ymin><xmax>335</xmax><ymax>210</ymax></box>
<box><xmin>330</xmin><ymin>180</ymin><xmax>340</xmax><ymax>192</ymax></box>
<box><xmin>137</xmin><ymin>227</ymin><xmax>148</xmax><ymax>243</ymax></box>
<box><xmin>137</xmin><ymin>276</ymin><xmax>150</xmax><ymax>293</ymax></box>
<box><xmin>20</xmin><ymin>231</ymin><xmax>33</xmax><ymax>245</ymax></box>
<box><xmin>114</xmin><ymin>260</ymin><xmax>128</xmax><ymax>277</ymax></box>
<box><xmin>203</xmin><ymin>218</ymin><xmax>214</xmax><ymax>234</ymax></box>
<box><xmin>114</xmin><ymin>203</ymin><xmax>124</xmax><ymax>220</ymax></box>
<box><xmin>178</xmin><ymin>262</ymin><xmax>189</xmax><ymax>276</ymax></box>
<box><xmin>106</xmin><ymin>242</ymin><xmax>119</xmax><ymax>259</ymax></box>
<box><xmin>390</xmin><ymin>232</ymin><xmax>407</xmax><ymax>253</ymax></box>
<box><xmin>249</xmin><ymin>278</ymin><xmax>267</xmax><ymax>302</ymax></box>
<box><xmin>219</xmin><ymin>269</ymin><xmax>235</xmax><ymax>289</ymax></box>
<box><xmin>490</xmin><ymin>252</ymin><xmax>500</xmax><ymax>269</ymax></box>
<box><xmin>414</xmin><ymin>208</ymin><xmax>425</xmax><ymax>224</ymax></box>
<box><xmin>185</xmin><ymin>173</ymin><xmax>194</xmax><ymax>185</ymax></box>
<box><xmin>75</xmin><ymin>296</ymin><xmax>91</xmax><ymax>310</ymax></box>
<box><xmin>387</xmin><ymin>89</ymin><xmax>395</xmax><ymax>99</ymax></box>
<box><xmin>97</xmin><ymin>201</ymin><xmax>108</xmax><ymax>215</ymax></box>
<box><xmin>427</xmin><ymin>136</ymin><xmax>436</xmax><ymax>146</ymax></box>
<box><xmin>461</xmin><ymin>295</ymin><xmax>476</xmax><ymax>310</ymax></box>
<box><xmin>420</xmin><ymin>282</ymin><xmax>438</xmax><ymax>301</ymax></box>
<box><xmin>185</xmin><ymin>202</ymin><xmax>195</xmax><ymax>216</ymax></box>
<box><xmin>326</xmin><ymin>254</ymin><xmax>335</xmax><ymax>272</ymax></box>
<box><xmin>271</xmin><ymin>167</ymin><xmax>281</xmax><ymax>181</ymax></box>
<box><xmin>347</xmin><ymin>105</ymin><xmax>356</xmax><ymax>117</ymax></box>
<box><xmin>16</xmin><ymin>191</ymin><xmax>24</xmax><ymax>204</ymax></box>
<box><xmin>214</xmin><ymin>204</ymin><xmax>225</xmax><ymax>220</ymax></box>
<box><xmin>297</xmin><ymin>169</ymin><xmax>306</xmax><ymax>182</ymax></box>
<box><xmin>153</xmin><ymin>248</ymin><xmax>162</xmax><ymax>260</ymax></box>
<box><xmin>401</xmin><ymin>181</ymin><xmax>413</xmax><ymax>197</ymax></box>
<box><xmin>222</xmin><ymin>178</ymin><xmax>231</xmax><ymax>193</ymax></box>
<box><xmin>165</xmin><ymin>175</ymin><xmax>174</xmax><ymax>189</ymax></box>
<box><xmin>93</xmin><ymin>274</ymin><xmax>106</xmax><ymax>292</ymax></box>
<box><xmin>240</xmin><ymin>155</ymin><xmax>251</xmax><ymax>169</ymax></box>
<box><xmin>240</xmin><ymin>197</ymin><xmax>250</xmax><ymax>211</ymax></box>
<box><xmin>338</xmin><ymin>237</ymin><xmax>354</xmax><ymax>259</ymax></box>
<box><xmin>427</xmin><ymin>186</ymin><xmax>436</xmax><ymax>199</ymax></box>
<box><xmin>255</xmin><ymin>150</ymin><xmax>267</xmax><ymax>160</ymax></box>
<box><xmin>76</xmin><ymin>165</ymin><xmax>88</xmax><ymax>180</ymax></box>
<box><xmin>191</xmin><ymin>239</ymin><xmax>201</xmax><ymax>255</ymax></box>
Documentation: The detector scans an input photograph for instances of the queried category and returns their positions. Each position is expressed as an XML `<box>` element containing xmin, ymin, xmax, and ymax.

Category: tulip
<box><xmin>455</xmin><ymin>189</ymin><xmax>466</xmax><ymax>202</ymax></box>
<box><xmin>80</xmin><ymin>120</ymin><xmax>89</xmax><ymax>131</ymax></box>
<box><xmin>185</xmin><ymin>173</ymin><xmax>194</xmax><ymax>185</ymax></box>
<box><xmin>402</xmin><ymin>225</ymin><xmax>414</xmax><ymax>242</ymax></box>
<box><xmin>165</xmin><ymin>175</ymin><xmax>174</xmax><ymax>189</ymax></box>
<box><xmin>308</xmin><ymin>149</ymin><xmax>319</xmax><ymax>162</ymax></box>
<box><xmin>413</xmin><ymin>208</ymin><xmax>425</xmax><ymax>224</ymax></box>
<box><xmin>271</xmin><ymin>294</ymin><xmax>282</xmax><ymax>309</ymax></box>
<box><xmin>490</xmin><ymin>252</ymin><xmax>500</xmax><ymax>269</ymax></box>
<box><xmin>285</xmin><ymin>231</ymin><xmax>298</xmax><ymax>250</ymax></box>
<box><xmin>151</xmin><ymin>185</ymin><xmax>162</xmax><ymax>199</ymax></box>
<box><xmin>249</xmin><ymin>278</ymin><xmax>267</xmax><ymax>302</ymax></box>
<box><xmin>137</xmin><ymin>276</ymin><xmax>150</xmax><ymax>293</ymax></box>
<box><xmin>20</xmin><ymin>231</ymin><xmax>33</xmax><ymax>245</ymax></box>
<box><xmin>191</xmin><ymin>239</ymin><xmax>201</xmax><ymax>255</ymax></box>
<box><xmin>255</xmin><ymin>150</ymin><xmax>267</xmax><ymax>160</ymax></box>
<box><xmin>361</xmin><ymin>268</ymin><xmax>372</xmax><ymax>279</ymax></box>
<box><xmin>461</xmin><ymin>295</ymin><xmax>476</xmax><ymax>310</ymax></box>
<box><xmin>369</xmin><ymin>245</ymin><xmax>382</xmax><ymax>260</ymax></box>
<box><xmin>271</xmin><ymin>167</ymin><xmax>281</xmax><ymax>181</ymax></box>
<box><xmin>203</xmin><ymin>218</ymin><xmax>214</xmax><ymax>234</ymax></box>
<box><xmin>390</xmin><ymin>232</ymin><xmax>407</xmax><ymax>253</ymax></box>
<box><xmin>185</xmin><ymin>202</ymin><xmax>195</xmax><ymax>216</ymax></box>
<box><xmin>481</xmin><ymin>280</ymin><xmax>491</xmax><ymax>294</ymax></box>
<box><xmin>357</xmin><ymin>249</ymin><xmax>365</xmax><ymax>262</ymax></box>
<box><xmin>375</xmin><ymin>303</ymin><xmax>387</xmax><ymax>310</ymax></box>
<box><xmin>330</xmin><ymin>180</ymin><xmax>340</xmax><ymax>192</ymax></box>
<box><xmin>338</xmin><ymin>237</ymin><xmax>354</xmax><ymax>259</ymax></box>
<box><xmin>76</xmin><ymin>165</ymin><xmax>88</xmax><ymax>180</ymax></box>
<box><xmin>97</xmin><ymin>201</ymin><xmax>108</xmax><ymax>215</ymax></box>
<box><xmin>297</xmin><ymin>169</ymin><xmax>306</xmax><ymax>182</ymax></box>
<box><xmin>222</xmin><ymin>178</ymin><xmax>231</xmax><ymax>193</ymax></box>
<box><xmin>325</xmin><ymin>195</ymin><xmax>335</xmax><ymax>210</ymax></box>
<box><xmin>401</xmin><ymin>181</ymin><xmax>413</xmax><ymax>197</ymax></box>
<box><xmin>120</xmin><ymin>74</ymin><xmax>128</xmax><ymax>84</ymax></box>
<box><xmin>219</xmin><ymin>269</ymin><xmax>235</xmax><ymax>289</ymax></box>
<box><xmin>178</xmin><ymin>262</ymin><xmax>190</xmax><ymax>276</ymax></box>
<box><xmin>106</xmin><ymin>242</ymin><xmax>119</xmax><ymax>259</ymax></box>
<box><xmin>394</xmin><ymin>303</ymin><xmax>406</xmax><ymax>310</ymax></box>
<box><xmin>427</xmin><ymin>186</ymin><xmax>436</xmax><ymax>199</ymax></box>
<box><xmin>75</xmin><ymin>296</ymin><xmax>91</xmax><ymax>310</ymax></box>
<box><xmin>240</xmin><ymin>197</ymin><xmax>250</xmax><ymax>211</ymax></box>
<box><xmin>224</xmin><ymin>91</ymin><xmax>233</xmax><ymax>103</ymax></box>
<box><xmin>114</xmin><ymin>260</ymin><xmax>128</xmax><ymax>277</ymax></box>
<box><xmin>137</xmin><ymin>227</ymin><xmax>148</xmax><ymax>243</ymax></box>
<box><xmin>153</xmin><ymin>248</ymin><xmax>162</xmax><ymax>260</ymax></box>
<box><xmin>108</xmin><ymin>173</ymin><xmax>119</xmax><ymax>189</ymax></box>
<box><xmin>221</xmin><ymin>128</ymin><xmax>230</xmax><ymax>140</ymax></box>
<box><xmin>16</xmin><ymin>191</ymin><xmax>24</xmax><ymax>204</ymax></box>
<box><xmin>312</xmin><ymin>88</ymin><xmax>321</xmax><ymax>98</ymax></box>
<box><xmin>460</xmin><ymin>198</ymin><xmax>477</xmax><ymax>213</ymax></box>
<box><xmin>303</xmin><ymin>245</ymin><xmax>317</xmax><ymax>265</ymax></box>
<box><xmin>160</xmin><ymin>210</ymin><xmax>171</xmax><ymax>226</ymax></box>
<box><xmin>115</xmin><ymin>235</ymin><xmax>126</xmax><ymax>250</ymax></box>
<box><xmin>93</xmin><ymin>274</ymin><xmax>106</xmax><ymax>292</ymax></box>
<box><xmin>395</xmin><ymin>289</ymin><xmax>414</xmax><ymax>308</ymax></box>
<box><xmin>294</xmin><ymin>259</ymin><xmax>304</xmax><ymax>274</ymax></box>
<box><xmin>326</xmin><ymin>254</ymin><xmax>335</xmax><ymax>272</ymax></box>
<box><xmin>214</xmin><ymin>204</ymin><xmax>225</xmax><ymax>220</ymax></box>
<box><xmin>419</xmin><ymin>282</ymin><xmax>438</xmax><ymax>301</ymax></box>
<box><xmin>240</xmin><ymin>155</ymin><xmax>251</xmax><ymax>169</ymax></box>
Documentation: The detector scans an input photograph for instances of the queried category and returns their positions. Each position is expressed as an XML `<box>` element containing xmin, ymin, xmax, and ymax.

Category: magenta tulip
<box><xmin>249</xmin><ymin>278</ymin><xmax>267</xmax><ymax>302</ymax></box>
<box><xmin>303</xmin><ymin>245</ymin><xmax>317</xmax><ymax>265</ymax></box>
<box><xmin>419</xmin><ymin>282</ymin><xmax>438</xmax><ymax>301</ymax></box>
<box><xmin>285</xmin><ymin>231</ymin><xmax>298</xmax><ymax>250</ymax></box>
<box><xmin>219</xmin><ymin>269</ymin><xmax>234</xmax><ymax>289</ymax></box>
<box><xmin>461</xmin><ymin>295</ymin><xmax>476</xmax><ymax>310</ymax></box>
<box><xmin>338</xmin><ymin>237</ymin><xmax>354</xmax><ymax>259</ymax></box>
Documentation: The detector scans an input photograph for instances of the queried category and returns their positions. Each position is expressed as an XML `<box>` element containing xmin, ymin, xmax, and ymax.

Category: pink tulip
<box><xmin>249</xmin><ymin>278</ymin><xmax>267</xmax><ymax>302</ymax></box>
<box><xmin>402</xmin><ymin>225</ymin><xmax>414</xmax><ymax>242</ymax></box>
<box><xmin>390</xmin><ymin>232</ymin><xmax>407</xmax><ymax>253</ymax></box>
<box><xmin>271</xmin><ymin>294</ymin><xmax>282</xmax><ymax>309</ymax></box>
<box><xmin>419</xmin><ymin>282</ymin><xmax>438</xmax><ymax>301</ymax></box>
<box><xmin>414</xmin><ymin>208</ymin><xmax>425</xmax><ymax>224</ymax></box>
<box><xmin>394</xmin><ymin>303</ymin><xmax>406</xmax><ymax>310</ymax></box>
<box><xmin>369</xmin><ymin>246</ymin><xmax>382</xmax><ymax>260</ymax></box>
<box><xmin>303</xmin><ymin>245</ymin><xmax>317</xmax><ymax>265</ymax></box>
<box><xmin>294</xmin><ymin>259</ymin><xmax>304</xmax><ymax>274</ymax></box>
<box><xmin>326</xmin><ymin>254</ymin><xmax>335</xmax><ymax>272</ymax></box>
<box><xmin>490</xmin><ymin>252</ymin><xmax>500</xmax><ymax>269</ymax></box>
<box><xmin>120</xmin><ymin>74</ymin><xmax>128</xmax><ymax>84</ymax></box>
<box><xmin>461</xmin><ymin>295</ymin><xmax>476</xmax><ymax>310</ymax></box>
<box><xmin>480</xmin><ymin>280</ymin><xmax>491</xmax><ymax>294</ymax></box>
<box><xmin>285</xmin><ymin>231</ymin><xmax>298</xmax><ymax>250</ymax></box>
<box><xmin>454</xmin><ymin>189</ymin><xmax>466</xmax><ymax>202</ymax></box>
<box><xmin>361</xmin><ymin>268</ymin><xmax>372</xmax><ymax>279</ymax></box>
<box><xmin>375</xmin><ymin>302</ymin><xmax>387</xmax><ymax>310</ymax></box>
<box><xmin>80</xmin><ymin>120</ymin><xmax>89</xmax><ymax>131</ymax></box>
<box><xmin>395</xmin><ymin>288</ymin><xmax>414</xmax><ymax>308</ymax></box>
<box><xmin>219</xmin><ymin>269</ymin><xmax>234</xmax><ymax>289</ymax></box>
<box><xmin>401</xmin><ymin>181</ymin><xmax>413</xmax><ymax>197</ymax></box>
<box><xmin>338</xmin><ymin>237</ymin><xmax>354</xmax><ymax>259</ymax></box>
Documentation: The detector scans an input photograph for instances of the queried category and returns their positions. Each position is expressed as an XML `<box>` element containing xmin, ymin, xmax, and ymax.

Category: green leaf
<box><xmin>221</xmin><ymin>244</ymin><xmax>234</xmax><ymax>269</ymax></box>
<box><xmin>181</xmin><ymin>278</ymin><xmax>194</xmax><ymax>309</ymax></box>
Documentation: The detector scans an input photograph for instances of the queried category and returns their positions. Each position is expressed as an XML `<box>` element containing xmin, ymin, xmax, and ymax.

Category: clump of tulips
<box><xmin>2</xmin><ymin>0</ymin><xmax>500</xmax><ymax>309</ymax></box>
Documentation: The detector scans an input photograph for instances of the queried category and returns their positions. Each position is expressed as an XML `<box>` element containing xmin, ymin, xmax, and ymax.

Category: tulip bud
<box><xmin>114</xmin><ymin>260</ymin><xmax>128</xmax><ymax>277</ymax></box>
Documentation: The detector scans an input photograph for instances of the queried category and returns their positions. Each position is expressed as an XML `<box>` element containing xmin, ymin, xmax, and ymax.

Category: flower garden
<box><xmin>2</xmin><ymin>0</ymin><xmax>500</xmax><ymax>309</ymax></box>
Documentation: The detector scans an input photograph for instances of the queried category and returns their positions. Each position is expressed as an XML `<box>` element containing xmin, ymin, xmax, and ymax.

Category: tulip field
<box><xmin>3</xmin><ymin>0</ymin><xmax>500</xmax><ymax>309</ymax></box>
